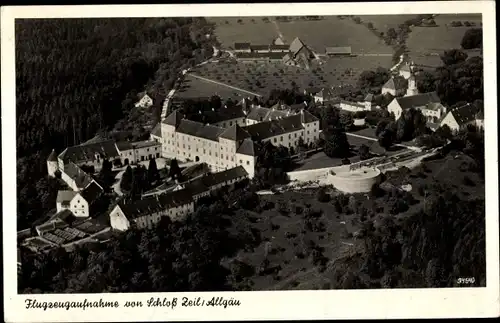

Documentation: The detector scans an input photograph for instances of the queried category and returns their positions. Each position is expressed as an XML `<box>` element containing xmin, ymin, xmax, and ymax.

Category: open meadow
<box><xmin>209</xmin><ymin>16</ymin><xmax>392</xmax><ymax>54</ymax></box>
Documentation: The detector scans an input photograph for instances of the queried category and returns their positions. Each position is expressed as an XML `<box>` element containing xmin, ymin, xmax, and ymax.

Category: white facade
<box><xmin>420</xmin><ymin>106</ymin><xmax>445</xmax><ymax>123</ymax></box>
<box><xmin>69</xmin><ymin>193</ymin><xmax>89</xmax><ymax>218</ymax></box>
<box><xmin>118</xmin><ymin>143</ymin><xmax>162</xmax><ymax>164</ymax></box>
<box><xmin>47</xmin><ymin>160</ymin><xmax>58</xmax><ymax>178</ymax></box>
<box><xmin>135</xmin><ymin>94</ymin><xmax>153</xmax><ymax>108</ymax></box>
<box><xmin>387</xmin><ymin>99</ymin><xmax>404</xmax><ymax>120</ymax></box>
<box><xmin>339</xmin><ymin>101</ymin><xmax>371</xmax><ymax>113</ymax></box>
<box><xmin>61</xmin><ymin>171</ymin><xmax>80</xmax><ymax>191</ymax></box>
<box><xmin>109</xmin><ymin>201</ymin><xmax>195</xmax><ymax>232</ymax></box>
<box><xmin>439</xmin><ymin>112</ymin><xmax>461</xmax><ymax>132</ymax></box>
<box><xmin>405</xmin><ymin>75</ymin><xmax>419</xmax><ymax>97</ymax></box>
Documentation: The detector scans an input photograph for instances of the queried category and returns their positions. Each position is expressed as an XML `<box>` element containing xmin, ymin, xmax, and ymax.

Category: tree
<box><xmin>461</xmin><ymin>28</ymin><xmax>482</xmax><ymax>49</ymax></box>
<box><xmin>367</xmin><ymin>22</ymin><xmax>374</xmax><ymax>29</ymax></box>
<box><xmin>358</xmin><ymin>144</ymin><xmax>370</xmax><ymax>160</ymax></box>
<box><xmin>375</xmin><ymin>120</ymin><xmax>388</xmax><ymax>136</ymax></box>
<box><xmin>120</xmin><ymin>165</ymin><xmax>133</xmax><ymax>192</ymax></box>
<box><xmin>440</xmin><ymin>49</ymin><xmax>468</xmax><ymax>66</ymax></box>
<box><xmin>320</xmin><ymin>105</ymin><xmax>340</xmax><ymax>132</ymax></box>
<box><xmin>340</xmin><ymin>113</ymin><xmax>354</xmax><ymax>131</ymax></box>
<box><xmin>147</xmin><ymin>158</ymin><xmax>160</xmax><ymax>185</ymax></box>
<box><xmin>324</xmin><ymin>130</ymin><xmax>350</xmax><ymax>158</ymax></box>
<box><xmin>168</xmin><ymin>159</ymin><xmax>182</xmax><ymax>181</ymax></box>
<box><xmin>416</xmin><ymin>71</ymin><xmax>436</xmax><ymax>93</ymax></box>
<box><xmin>378</xmin><ymin>129</ymin><xmax>395</xmax><ymax>150</ymax></box>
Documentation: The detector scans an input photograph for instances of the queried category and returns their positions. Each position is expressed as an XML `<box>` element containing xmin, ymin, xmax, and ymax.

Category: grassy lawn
<box><xmin>275</xmin><ymin>17</ymin><xmax>392</xmax><ymax>54</ymax></box>
<box><xmin>175</xmin><ymin>73</ymin><xmax>263</xmax><ymax>100</ymax></box>
<box><xmin>208</xmin><ymin>17</ymin><xmax>278</xmax><ymax>49</ymax></box>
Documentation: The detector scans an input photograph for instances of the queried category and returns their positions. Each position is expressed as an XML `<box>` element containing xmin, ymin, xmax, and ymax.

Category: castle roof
<box><xmin>183</xmin><ymin>166</ymin><xmax>248</xmax><ymax>196</ymax></box>
<box><xmin>162</xmin><ymin>110</ymin><xmax>184</xmax><ymax>127</ymax></box>
<box><xmin>80</xmin><ymin>181</ymin><xmax>103</xmax><ymax>205</ymax></box>
<box><xmin>300</xmin><ymin>109</ymin><xmax>319</xmax><ymax>123</ymax></box>
<box><xmin>63</xmin><ymin>163</ymin><xmax>94</xmax><ymax>189</ymax></box>
<box><xmin>58</xmin><ymin>140</ymin><xmax>119</xmax><ymax>164</ymax></box>
<box><xmin>150</xmin><ymin>123</ymin><xmax>162</xmax><ymax>137</ymax></box>
<box><xmin>219</xmin><ymin>124</ymin><xmax>251</xmax><ymax>141</ymax></box>
<box><xmin>383</xmin><ymin>76</ymin><xmax>408</xmax><ymax>91</ymax></box>
<box><xmin>243</xmin><ymin>114</ymin><xmax>305</xmax><ymax>141</ymax></box>
<box><xmin>117</xmin><ymin>189</ymin><xmax>194</xmax><ymax>220</ymax></box>
<box><xmin>176</xmin><ymin>119</ymin><xmax>225</xmax><ymax>142</ymax></box>
<box><xmin>395</xmin><ymin>92</ymin><xmax>441</xmax><ymax>110</ymax></box>
<box><xmin>236</xmin><ymin>138</ymin><xmax>257</xmax><ymax>156</ymax></box>
<box><xmin>47</xmin><ymin>149</ymin><xmax>58</xmax><ymax>162</ymax></box>
<box><xmin>364</xmin><ymin>93</ymin><xmax>374</xmax><ymax>102</ymax></box>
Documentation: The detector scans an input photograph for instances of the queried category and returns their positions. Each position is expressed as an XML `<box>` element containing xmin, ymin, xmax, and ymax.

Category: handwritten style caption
<box><xmin>25</xmin><ymin>297</ymin><xmax>241</xmax><ymax>311</ymax></box>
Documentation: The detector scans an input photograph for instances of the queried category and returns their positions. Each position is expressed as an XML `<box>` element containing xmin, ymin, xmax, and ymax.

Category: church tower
<box><xmin>47</xmin><ymin>149</ymin><xmax>59</xmax><ymax>177</ymax></box>
<box><xmin>405</xmin><ymin>61</ymin><xmax>419</xmax><ymax>97</ymax></box>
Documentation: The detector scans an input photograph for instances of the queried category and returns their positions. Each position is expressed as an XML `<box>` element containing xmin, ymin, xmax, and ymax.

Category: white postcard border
<box><xmin>2</xmin><ymin>2</ymin><xmax>499</xmax><ymax>322</ymax></box>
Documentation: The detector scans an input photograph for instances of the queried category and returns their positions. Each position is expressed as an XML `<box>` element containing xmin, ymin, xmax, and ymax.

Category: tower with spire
<box><xmin>405</xmin><ymin>61</ymin><xmax>419</xmax><ymax>97</ymax></box>
<box><xmin>47</xmin><ymin>149</ymin><xmax>59</xmax><ymax>177</ymax></box>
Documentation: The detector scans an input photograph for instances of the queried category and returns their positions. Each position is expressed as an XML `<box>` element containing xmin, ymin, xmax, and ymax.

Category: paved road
<box><xmin>188</xmin><ymin>73</ymin><xmax>263</xmax><ymax>97</ymax></box>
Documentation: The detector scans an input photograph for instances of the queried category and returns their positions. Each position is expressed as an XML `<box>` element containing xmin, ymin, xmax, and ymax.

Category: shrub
<box><xmin>462</xmin><ymin>176</ymin><xmax>476</xmax><ymax>187</ymax></box>
<box><xmin>316</xmin><ymin>187</ymin><xmax>331</xmax><ymax>203</ymax></box>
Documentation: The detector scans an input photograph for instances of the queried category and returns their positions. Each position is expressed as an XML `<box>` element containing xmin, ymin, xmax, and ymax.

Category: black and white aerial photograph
<box><xmin>15</xmin><ymin>11</ymin><xmax>487</xmax><ymax>294</ymax></box>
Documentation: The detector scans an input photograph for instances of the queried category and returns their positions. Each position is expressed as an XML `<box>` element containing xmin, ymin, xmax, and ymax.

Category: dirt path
<box><xmin>188</xmin><ymin>73</ymin><xmax>263</xmax><ymax>97</ymax></box>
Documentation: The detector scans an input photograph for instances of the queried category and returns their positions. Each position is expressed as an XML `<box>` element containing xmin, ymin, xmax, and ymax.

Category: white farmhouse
<box><xmin>109</xmin><ymin>189</ymin><xmax>194</xmax><ymax>231</ymax></box>
<box><xmin>387</xmin><ymin>92</ymin><xmax>442</xmax><ymax>121</ymax></box>
<box><xmin>56</xmin><ymin>181</ymin><xmax>103</xmax><ymax>218</ymax></box>
<box><xmin>135</xmin><ymin>92</ymin><xmax>154</xmax><ymax>109</ymax></box>
<box><xmin>439</xmin><ymin>103</ymin><xmax>484</xmax><ymax>133</ymax></box>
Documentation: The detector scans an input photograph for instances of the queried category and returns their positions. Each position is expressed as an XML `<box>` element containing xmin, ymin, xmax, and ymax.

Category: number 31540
<box><xmin>457</xmin><ymin>277</ymin><xmax>475</xmax><ymax>284</ymax></box>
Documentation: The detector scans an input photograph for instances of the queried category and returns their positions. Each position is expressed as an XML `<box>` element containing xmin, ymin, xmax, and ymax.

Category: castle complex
<box><xmin>150</xmin><ymin>103</ymin><xmax>320</xmax><ymax>178</ymax></box>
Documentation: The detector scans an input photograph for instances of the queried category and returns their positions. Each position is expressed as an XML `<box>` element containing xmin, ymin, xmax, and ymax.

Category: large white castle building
<box><xmin>150</xmin><ymin>103</ymin><xmax>320</xmax><ymax>178</ymax></box>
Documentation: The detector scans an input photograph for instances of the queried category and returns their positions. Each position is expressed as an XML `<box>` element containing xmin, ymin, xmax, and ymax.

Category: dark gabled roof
<box><xmin>115</xmin><ymin>141</ymin><xmax>133</xmax><ymax>151</ymax></box>
<box><xmin>236</xmin><ymin>138</ymin><xmax>257</xmax><ymax>156</ymax></box>
<box><xmin>383</xmin><ymin>76</ymin><xmax>407</xmax><ymax>91</ymax></box>
<box><xmin>300</xmin><ymin>109</ymin><xmax>319</xmax><ymax>123</ymax></box>
<box><xmin>63</xmin><ymin>163</ymin><xmax>94</xmax><ymax>189</ymax></box>
<box><xmin>58</xmin><ymin>140</ymin><xmax>119</xmax><ymax>163</ymax></box>
<box><xmin>364</xmin><ymin>93</ymin><xmax>374</xmax><ymax>102</ymax></box>
<box><xmin>176</xmin><ymin>119</ymin><xmax>225</xmax><ymax>142</ymax></box>
<box><xmin>57</xmin><ymin>190</ymin><xmax>76</xmax><ymax>203</ymax></box>
<box><xmin>47</xmin><ymin>149</ymin><xmax>58</xmax><ymax>162</ymax></box>
<box><xmin>289</xmin><ymin>37</ymin><xmax>306</xmax><ymax>55</ymax></box>
<box><xmin>47</xmin><ymin>209</ymin><xmax>75</xmax><ymax>223</ymax></box>
<box><xmin>243</xmin><ymin>114</ymin><xmax>304</xmax><ymax>141</ymax></box>
<box><xmin>325</xmin><ymin>46</ymin><xmax>352</xmax><ymax>54</ymax></box>
<box><xmin>450</xmin><ymin>103</ymin><xmax>479</xmax><ymax>126</ymax></box>
<box><xmin>162</xmin><ymin>110</ymin><xmax>184</xmax><ymax>127</ymax></box>
<box><xmin>199</xmin><ymin>106</ymin><xmax>246</xmax><ymax>124</ymax></box>
<box><xmin>118</xmin><ymin>189</ymin><xmax>194</xmax><ymax>220</ymax></box>
<box><xmin>250</xmin><ymin>44</ymin><xmax>270</xmax><ymax>51</ymax></box>
<box><xmin>395</xmin><ymin>92</ymin><xmax>441</xmax><ymax>110</ymax></box>
<box><xmin>234</xmin><ymin>42</ymin><xmax>251</xmax><ymax>50</ymax></box>
<box><xmin>184</xmin><ymin>166</ymin><xmax>248</xmax><ymax>196</ymax></box>
<box><xmin>235</xmin><ymin>52</ymin><xmax>288</xmax><ymax>60</ymax></box>
<box><xmin>219</xmin><ymin>124</ymin><xmax>251</xmax><ymax>141</ymax></box>
<box><xmin>246</xmin><ymin>106</ymin><xmax>272</xmax><ymax>121</ymax></box>
<box><xmin>130</xmin><ymin>140</ymin><xmax>161</xmax><ymax>149</ymax></box>
<box><xmin>150</xmin><ymin>123</ymin><xmax>162</xmax><ymax>137</ymax></box>
<box><xmin>269</xmin><ymin>44</ymin><xmax>289</xmax><ymax>50</ymax></box>
<box><xmin>80</xmin><ymin>181</ymin><xmax>103</xmax><ymax>205</ymax></box>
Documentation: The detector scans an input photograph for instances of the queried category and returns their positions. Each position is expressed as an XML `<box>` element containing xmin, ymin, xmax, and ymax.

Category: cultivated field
<box><xmin>187</xmin><ymin>55</ymin><xmax>392</xmax><ymax>96</ymax></box>
<box><xmin>208</xmin><ymin>17</ymin><xmax>279</xmax><ymax>48</ymax></box>
<box><xmin>359</xmin><ymin>14</ymin><xmax>418</xmax><ymax>32</ymax></box>
<box><xmin>209</xmin><ymin>16</ymin><xmax>392</xmax><ymax>54</ymax></box>
<box><xmin>406</xmin><ymin>14</ymin><xmax>482</xmax><ymax>56</ymax></box>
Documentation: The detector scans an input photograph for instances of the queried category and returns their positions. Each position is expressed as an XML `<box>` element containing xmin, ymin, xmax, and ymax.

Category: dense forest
<box><xmin>16</xmin><ymin>18</ymin><xmax>214</xmax><ymax>230</ymax></box>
